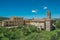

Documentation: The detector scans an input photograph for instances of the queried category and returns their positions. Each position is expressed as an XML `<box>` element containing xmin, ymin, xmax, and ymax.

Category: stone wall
<box><xmin>30</xmin><ymin>22</ymin><xmax>45</xmax><ymax>30</ymax></box>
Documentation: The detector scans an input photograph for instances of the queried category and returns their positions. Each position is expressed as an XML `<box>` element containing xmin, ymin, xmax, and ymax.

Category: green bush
<box><xmin>1</xmin><ymin>37</ymin><xmax>9</xmax><ymax>40</ymax></box>
<box><xmin>0</xmin><ymin>24</ymin><xmax>59</xmax><ymax>40</ymax></box>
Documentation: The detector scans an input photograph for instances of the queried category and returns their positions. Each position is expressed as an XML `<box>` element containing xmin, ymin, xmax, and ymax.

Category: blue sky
<box><xmin>0</xmin><ymin>0</ymin><xmax>60</xmax><ymax>19</ymax></box>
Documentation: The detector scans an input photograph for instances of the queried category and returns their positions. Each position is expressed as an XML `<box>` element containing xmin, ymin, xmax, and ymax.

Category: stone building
<box><xmin>0</xmin><ymin>10</ymin><xmax>54</xmax><ymax>31</ymax></box>
<box><xmin>24</xmin><ymin>10</ymin><xmax>53</xmax><ymax>31</ymax></box>
<box><xmin>1</xmin><ymin>17</ymin><xmax>24</xmax><ymax>26</ymax></box>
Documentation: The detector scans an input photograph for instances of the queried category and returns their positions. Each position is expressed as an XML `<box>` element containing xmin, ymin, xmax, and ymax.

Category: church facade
<box><xmin>0</xmin><ymin>10</ymin><xmax>54</xmax><ymax>31</ymax></box>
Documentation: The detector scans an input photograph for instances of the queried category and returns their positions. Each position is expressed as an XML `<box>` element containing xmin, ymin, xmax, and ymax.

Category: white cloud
<box><xmin>32</xmin><ymin>10</ymin><xmax>37</xmax><ymax>13</ymax></box>
<box><xmin>43</xmin><ymin>6</ymin><xmax>47</xmax><ymax>10</ymax></box>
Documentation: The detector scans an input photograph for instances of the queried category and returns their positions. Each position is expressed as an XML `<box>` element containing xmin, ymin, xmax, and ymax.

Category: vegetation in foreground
<box><xmin>0</xmin><ymin>24</ymin><xmax>60</xmax><ymax>40</ymax></box>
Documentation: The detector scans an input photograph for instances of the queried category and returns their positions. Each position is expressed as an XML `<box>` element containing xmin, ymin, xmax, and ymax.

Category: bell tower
<box><xmin>47</xmin><ymin>10</ymin><xmax>51</xmax><ymax>19</ymax></box>
<box><xmin>45</xmin><ymin>10</ymin><xmax>52</xmax><ymax>31</ymax></box>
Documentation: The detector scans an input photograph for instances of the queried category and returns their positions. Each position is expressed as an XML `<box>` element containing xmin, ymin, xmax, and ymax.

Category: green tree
<box><xmin>50</xmin><ymin>34</ymin><xmax>57</xmax><ymax>40</ymax></box>
<box><xmin>54</xmin><ymin>21</ymin><xmax>60</xmax><ymax>29</ymax></box>
<box><xmin>56</xmin><ymin>31</ymin><xmax>60</xmax><ymax>40</ymax></box>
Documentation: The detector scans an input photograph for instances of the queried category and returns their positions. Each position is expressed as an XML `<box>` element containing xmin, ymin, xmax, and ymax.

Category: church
<box><xmin>24</xmin><ymin>10</ymin><xmax>54</xmax><ymax>31</ymax></box>
<box><xmin>0</xmin><ymin>10</ymin><xmax>54</xmax><ymax>31</ymax></box>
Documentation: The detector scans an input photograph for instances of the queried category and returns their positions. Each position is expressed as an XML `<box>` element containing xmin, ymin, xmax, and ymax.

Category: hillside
<box><xmin>0</xmin><ymin>17</ymin><xmax>9</xmax><ymax>21</ymax></box>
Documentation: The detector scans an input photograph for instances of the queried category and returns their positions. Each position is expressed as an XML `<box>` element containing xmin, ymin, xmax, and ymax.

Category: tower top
<box><xmin>47</xmin><ymin>10</ymin><xmax>51</xmax><ymax>19</ymax></box>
